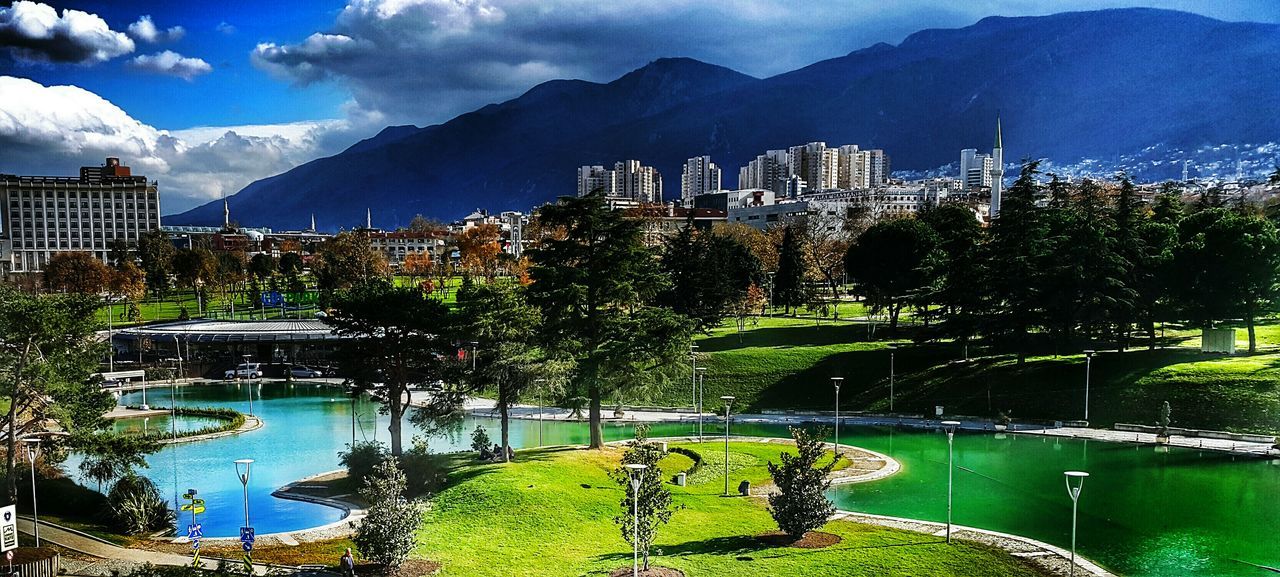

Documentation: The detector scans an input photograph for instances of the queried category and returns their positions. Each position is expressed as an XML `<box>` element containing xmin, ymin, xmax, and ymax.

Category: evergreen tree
<box><xmin>137</xmin><ymin>229</ymin><xmax>175</xmax><ymax>298</ymax></box>
<box><xmin>611</xmin><ymin>425</ymin><xmax>675</xmax><ymax>571</ymax></box>
<box><xmin>660</xmin><ymin>224</ymin><xmax>761</xmax><ymax>332</ymax></box>
<box><xmin>774</xmin><ymin>224</ymin><xmax>810</xmax><ymax>313</ymax></box>
<box><xmin>766</xmin><ymin>427</ymin><xmax>836</xmax><ymax>539</ymax></box>
<box><xmin>983</xmin><ymin>161</ymin><xmax>1050</xmax><ymax>364</ymax></box>
<box><xmin>918</xmin><ymin>203</ymin><xmax>985</xmax><ymax>345</ymax></box>
<box><xmin>844</xmin><ymin>218</ymin><xmax>940</xmax><ymax>333</ymax></box>
<box><xmin>527</xmin><ymin>194</ymin><xmax>691</xmax><ymax>449</ymax></box>
<box><xmin>353</xmin><ymin>458</ymin><xmax>426</xmax><ymax>571</ymax></box>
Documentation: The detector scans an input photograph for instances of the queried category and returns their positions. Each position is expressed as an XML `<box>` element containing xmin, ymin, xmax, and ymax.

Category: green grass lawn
<box><xmin>414</xmin><ymin>443</ymin><xmax>1047</xmax><ymax>577</ymax></box>
<box><xmin>644</xmin><ymin>313</ymin><xmax>1280</xmax><ymax>435</ymax></box>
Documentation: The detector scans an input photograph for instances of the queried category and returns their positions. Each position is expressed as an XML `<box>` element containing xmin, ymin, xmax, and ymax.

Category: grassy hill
<box><xmin>640</xmin><ymin>315</ymin><xmax>1280</xmax><ymax>436</ymax></box>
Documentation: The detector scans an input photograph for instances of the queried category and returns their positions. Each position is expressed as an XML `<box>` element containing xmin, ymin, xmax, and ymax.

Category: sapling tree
<box><xmin>611</xmin><ymin>424</ymin><xmax>677</xmax><ymax>570</ymax></box>
<box><xmin>766</xmin><ymin>427</ymin><xmax>836</xmax><ymax>539</ymax></box>
<box><xmin>353</xmin><ymin>458</ymin><xmax>426</xmax><ymax>571</ymax></box>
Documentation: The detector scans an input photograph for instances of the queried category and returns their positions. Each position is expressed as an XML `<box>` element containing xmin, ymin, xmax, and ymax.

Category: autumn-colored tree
<box><xmin>43</xmin><ymin>252</ymin><xmax>111</xmax><ymax>295</ymax></box>
<box><xmin>714</xmin><ymin>222</ymin><xmax>779</xmax><ymax>272</ymax></box>
<box><xmin>313</xmin><ymin>232</ymin><xmax>390</xmax><ymax>293</ymax></box>
<box><xmin>402</xmin><ymin>251</ymin><xmax>433</xmax><ymax>285</ymax></box>
<box><xmin>735</xmin><ymin>282</ymin><xmax>767</xmax><ymax>334</ymax></box>
<box><xmin>457</xmin><ymin>224</ymin><xmax>503</xmax><ymax>279</ymax></box>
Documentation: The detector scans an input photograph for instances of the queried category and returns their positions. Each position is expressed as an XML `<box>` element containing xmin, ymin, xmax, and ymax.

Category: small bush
<box><xmin>400</xmin><ymin>437</ymin><xmax>443</xmax><ymax>497</ymax></box>
<box><xmin>470</xmin><ymin>425</ymin><xmax>491</xmax><ymax>454</ymax></box>
<box><xmin>354</xmin><ymin>459</ymin><xmax>426</xmax><ymax>571</ymax></box>
<box><xmin>107</xmin><ymin>474</ymin><xmax>175</xmax><ymax>535</ymax></box>
<box><xmin>667</xmin><ymin>446</ymin><xmax>703</xmax><ymax>481</ymax></box>
<box><xmin>340</xmin><ymin>441</ymin><xmax>389</xmax><ymax>485</ymax></box>
<box><xmin>766</xmin><ymin>427</ymin><xmax>836</xmax><ymax>539</ymax></box>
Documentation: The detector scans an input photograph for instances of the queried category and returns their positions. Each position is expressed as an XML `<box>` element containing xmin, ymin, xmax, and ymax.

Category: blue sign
<box><xmin>240</xmin><ymin>527</ymin><xmax>255</xmax><ymax>543</ymax></box>
<box><xmin>187</xmin><ymin>524</ymin><xmax>203</xmax><ymax>540</ymax></box>
<box><xmin>243</xmin><ymin>541</ymin><xmax>253</xmax><ymax>552</ymax></box>
<box><xmin>260</xmin><ymin>291</ymin><xmax>284</xmax><ymax>307</ymax></box>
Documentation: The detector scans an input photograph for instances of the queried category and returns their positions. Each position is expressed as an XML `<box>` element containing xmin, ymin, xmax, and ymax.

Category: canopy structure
<box><xmin>114</xmin><ymin>319</ymin><xmax>345</xmax><ymax>344</ymax></box>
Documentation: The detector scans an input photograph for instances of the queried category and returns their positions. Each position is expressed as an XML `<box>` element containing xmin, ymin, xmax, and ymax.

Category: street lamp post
<box><xmin>832</xmin><ymin>377</ymin><xmax>844</xmax><ymax>458</ymax></box>
<box><xmin>690</xmin><ymin>344</ymin><xmax>698</xmax><ymax>431</ymax></box>
<box><xmin>720</xmin><ymin>396</ymin><xmax>735</xmax><ymax>496</ymax></box>
<box><xmin>1082</xmin><ymin>350</ymin><xmax>1095</xmax><ymax>422</ymax></box>
<box><xmin>535</xmin><ymin>378</ymin><xmax>547</xmax><ymax>447</ymax></box>
<box><xmin>696</xmin><ymin>367</ymin><xmax>707</xmax><ymax>442</ymax></box>
<box><xmin>767</xmin><ymin>272</ymin><xmax>775</xmax><ymax>317</ymax></box>
<box><xmin>470</xmin><ymin>341</ymin><xmax>479</xmax><ymax>371</ymax></box>
<box><xmin>242</xmin><ymin>354</ymin><xmax>255</xmax><ymax>417</ymax></box>
<box><xmin>25</xmin><ymin>439</ymin><xmax>41</xmax><ymax>546</ymax></box>
<box><xmin>1064</xmin><ymin>471</ymin><xmax>1090</xmax><ymax>577</ymax></box>
<box><xmin>234</xmin><ymin>459</ymin><xmax>254</xmax><ymax>529</ymax></box>
<box><xmin>887</xmin><ymin>345</ymin><xmax>897</xmax><ymax>412</ymax></box>
<box><xmin>941</xmin><ymin>420</ymin><xmax>961</xmax><ymax>543</ymax></box>
<box><xmin>624</xmin><ymin>464</ymin><xmax>648</xmax><ymax>577</ymax></box>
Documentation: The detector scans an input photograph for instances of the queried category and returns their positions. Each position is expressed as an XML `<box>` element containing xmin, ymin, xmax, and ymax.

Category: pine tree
<box><xmin>766</xmin><ymin>427</ymin><xmax>836</xmax><ymax>539</ymax></box>
<box><xmin>774</xmin><ymin>224</ymin><xmax>810</xmax><ymax>314</ymax></box>
<box><xmin>983</xmin><ymin>161</ymin><xmax>1050</xmax><ymax>364</ymax></box>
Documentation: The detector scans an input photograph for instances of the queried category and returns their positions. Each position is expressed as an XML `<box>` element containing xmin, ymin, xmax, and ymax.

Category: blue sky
<box><xmin>2</xmin><ymin>0</ymin><xmax>1278</xmax><ymax>213</ymax></box>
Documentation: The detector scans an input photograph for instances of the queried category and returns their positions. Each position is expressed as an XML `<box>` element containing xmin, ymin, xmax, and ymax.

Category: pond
<box><xmin>102</xmin><ymin>383</ymin><xmax>1277</xmax><ymax>576</ymax></box>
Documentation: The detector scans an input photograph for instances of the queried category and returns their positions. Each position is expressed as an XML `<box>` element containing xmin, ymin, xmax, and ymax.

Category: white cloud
<box><xmin>0</xmin><ymin>76</ymin><xmax>376</xmax><ymax>213</ymax></box>
<box><xmin>215</xmin><ymin>21</ymin><xmax>237</xmax><ymax>35</ymax></box>
<box><xmin>128</xmin><ymin>50</ymin><xmax>212</xmax><ymax>80</ymax></box>
<box><xmin>0</xmin><ymin>1</ymin><xmax>134</xmax><ymax>64</ymax></box>
<box><xmin>126</xmin><ymin>15</ymin><xmax>185</xmax><ymax>43</ymax></box>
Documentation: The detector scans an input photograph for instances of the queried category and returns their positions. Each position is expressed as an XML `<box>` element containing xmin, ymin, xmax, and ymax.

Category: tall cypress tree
<box><xmin>983</xmin><ymin>161</ymin><xmax>1050</xmax><ymax>364</ymax></box>
<box><xmin>774</xmin><ymin>224</ymin><xmax>811</xmax><ymax>314</ymax></box>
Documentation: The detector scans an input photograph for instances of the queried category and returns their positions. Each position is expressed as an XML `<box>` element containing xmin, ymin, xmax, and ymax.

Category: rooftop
<box><xmin>114</xmin><ymin>319</ymin><xmax>344</xmax><ymax>344</ymax></box>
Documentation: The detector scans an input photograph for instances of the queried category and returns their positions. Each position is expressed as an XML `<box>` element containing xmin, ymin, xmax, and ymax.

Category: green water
<box><xmin>104</xmin><ymin>384</ymin><xmax>1278</xmax><ymax>576</ymax></box>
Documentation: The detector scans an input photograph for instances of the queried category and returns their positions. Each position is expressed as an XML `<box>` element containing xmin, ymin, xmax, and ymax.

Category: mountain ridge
<box><xmin>166</xmin><ymin>8</ymin><xmax>1280</xmax><ymax>230</ymax></box>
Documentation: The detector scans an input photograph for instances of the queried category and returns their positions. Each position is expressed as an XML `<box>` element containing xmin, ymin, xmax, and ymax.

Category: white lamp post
<box><xmin>690</xmin><ymin>344</ymin><xmax>698</xmax><ymax>424</ymax></box>
<box><xmin>535</xmin><ymin>378</ymin><xmax>547</xmax><ymax>447</ymax></box>
<box><xmin>470</xmin><ymin>341</ymin><xmax>479</xmax><ymax>371</ymax></box>
<box><xmin>832</xmin><ymin>377</ymin><xmax>843</xmax><ymax>458</ymax></box>
<box><xmin>1082</xmin><ymin>350</ymin><xmax>1095</xmax><ymax>422</ymax></box>
<box><xmin>1064</xmin><ymin>471</ymin><xmax>1089</xmax><ymax>577</ymax></box>
<box><xmin>25</xmin><ymin>439</ymin><xmax>40</xmax><ymax>547</ymax></box>
<box><xmin>887</xmin><ymin>345</ymin><xmax>897</xmax><ymax>412</ymax></box>
<box><xmin>234</xmin><ymin>459</ymin><xmax>254</xmax><ymax>529</ymax></box>
<box><xmin>941</xmin><ymin>420</ymin><xmax>961</xmax><ymax>543</ymax></box>
<box><xmin>696</xmin><ymin>367</ymin><xmax>707</xmax><ymax>442</ymax></box>
<box><xmin>624</xmin><ymin>463</ymin><xmax>648</xmax><ymax>577</ymax></box>
<box><xmin>720</xmin><ymin>395</ymin><xmax>735</xmax><ymax>496</ymax></box>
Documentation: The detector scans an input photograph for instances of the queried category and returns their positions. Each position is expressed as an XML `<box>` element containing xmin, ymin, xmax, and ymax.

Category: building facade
<box><xmin>1</xmin><ymin>157</ymin><xmax>161</xmax><ymax>273</ymax></box>
<box><xmin>680</xmin><ymin>155</ymin><xmax>721</xmax><ymax>204</ymax></box>
<box><xmin>577</xmin><ymin>160</ymin><xmax>663</xmax><ymax>202</ymax></box>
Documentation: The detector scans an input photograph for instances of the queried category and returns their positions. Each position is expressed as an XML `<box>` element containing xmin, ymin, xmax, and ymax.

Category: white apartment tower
<box><xmin>959</xmin><ymin>149</ymin><xmax>994</xmax><ymax>191</ymax></box>
<box><xmin>788</xmin><ymin>142</ymin><xmax>839</xmax><ymax>191</ymax></box>
<box><xmin>864</xmin><ymin>149</ymin><xmax>890</xmax><ymax>187</ymax></box>
<box><xmin>681</xmin><ymin>156</ymin><xmax>721</xmax><ymax>203</ymax></box>
<box><xmin>576</xmin><ymin>160</ymin><xmax>663</xmax><ymax>202</ymax></box>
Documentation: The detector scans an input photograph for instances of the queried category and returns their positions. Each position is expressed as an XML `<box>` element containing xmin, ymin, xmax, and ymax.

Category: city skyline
<box><xmin>2</xmin><ymin>1</ymin><xmax>1279</xmax><ymax>213</ymax></box>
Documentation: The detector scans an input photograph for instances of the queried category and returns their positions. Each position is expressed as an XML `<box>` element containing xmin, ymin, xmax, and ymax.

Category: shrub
<box><xmin>470</xmin><ymin>425</ymin><xmax>491</xmax><ymax>454</ymax></box>
<box><xmin>667</xmin><ymin>446</ymin><xmax>703</xmax><ymax>482</ymax></box>
<box><xmin>766</xmin><ymin>427</ymin><xmax>836</xmax><ymax>539</ymax></box>
<box><xmin>354</xmin><ymin>459</ymin><xmax>426</xmax><ymax>571</ymax></box>
<box><xmin>610</xmin><ymin>424</ymin><xmax>676</xmax><ymax>571</ymax></box>
<box><xmin>107</xmin><ymin>474</ymin><xmax>175</xmax><ymax>535</ymax></box>
<box><xmin>400</xmin><ymin>437</ymin><xmax>443</xmax><ymax>497</ymax></box>
<box><xmin>339</xmin><ymin>441</ymin><xmax>389</xmax><ymax>486</ymax></box>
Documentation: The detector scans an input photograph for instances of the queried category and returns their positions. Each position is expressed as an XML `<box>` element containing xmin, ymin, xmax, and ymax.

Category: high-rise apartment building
<box><xmin>576</xmin><ymin>160</ymin><xmax>663</xmax><ymax>203</ymax></box>
<box><xmin>680</xmin><ymin>156</ymin><xmax>721</xmax><ymax>204</ymax></box>
<box><xmin>788</xmin><ymin>142</ymin><xmax>838</xmax><ymax>191</ymax></box>
<box><xmin>1</xmin><ymin>157</ymin><xmax>161</xmax><ymax>273</ymax></box>
<box><xmin>863</xmin><ymin>149</ymin><xmax>890</xmax><ymax>187</ymax></box>
<box><xmin>837</xmin><ymin>145</ymin><xmax>864</xmax><ymax>189</ymax></box>
<box><xmin>959</xmin><ymin>149</ymin><xmax>994</xmax><ymax>191</ymax></box>
<box><xmin>739</xmin><ymin>150</ymin><xmax>790</xmax><ymax>196</ymax></box>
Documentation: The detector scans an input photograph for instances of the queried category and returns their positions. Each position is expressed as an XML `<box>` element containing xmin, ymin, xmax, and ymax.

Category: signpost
<box><xmin>240</xmin><ymin>526</ymin><xmax>255</xmax><ymax>572</ymax></box>
<box><xmin>0</xmin><ymin>505</ymin><xmax>16</xmax><ymax>555</ymax></box>
<box><xmin>180</xmin><ymin>490</ymin><xmax>203</xmax><ymax>566</ymax></box>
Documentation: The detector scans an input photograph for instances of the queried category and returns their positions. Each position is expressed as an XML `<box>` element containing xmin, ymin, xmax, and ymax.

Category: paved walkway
<box><xmin>17</xmin><ymin>517</ymin><xmax>318</xmax><ymax>576</ymax></box>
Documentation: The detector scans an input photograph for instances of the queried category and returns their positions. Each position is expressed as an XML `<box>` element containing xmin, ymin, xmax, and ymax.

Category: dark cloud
<box><xmin>0</xmin><ymin>1</ymin><xmax>134</xmax><ymax>64</ymax></box>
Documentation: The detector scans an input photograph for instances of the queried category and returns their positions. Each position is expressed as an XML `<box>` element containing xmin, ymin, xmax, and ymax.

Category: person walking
<box><xmin>340</xmin><ymin>548</ymin><xmax>356</xmax><ymax>577</ymax></box>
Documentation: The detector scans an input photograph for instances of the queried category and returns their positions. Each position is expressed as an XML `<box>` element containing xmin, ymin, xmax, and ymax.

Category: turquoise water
<box><xmin>105</xmin><ymin>384</ymin><xmax>1278</xmax><ymax>576</ymax></box>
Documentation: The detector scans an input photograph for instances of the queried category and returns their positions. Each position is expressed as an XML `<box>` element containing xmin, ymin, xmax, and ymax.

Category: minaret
<box><xmin>223</xmin><ymin>197</ymin><xmax>230</xmax><ymax>228</ymax></box>
<box><xmin>310</xmin><ymin>213</ymin><xmax>316</xmax><ymax>231</ymax></box>
<box><xmin>366</xmin><ymin>208</ymin><xmax>372</xmax><ymax>229</ymax></box>
<box><xmin>989</xmin><ymin>116</ymin><xmax>1005</xmax><ymax>217</ymax></box>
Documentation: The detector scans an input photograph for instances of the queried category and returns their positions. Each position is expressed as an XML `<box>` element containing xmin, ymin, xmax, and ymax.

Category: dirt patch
<box><xmin>756</xmin><ymin>530</ymin><xmax>842</xmax><ymax>549</ymax></box>
<box><xmin>355</xmin><ymin>559</ymin><xmax>442</xmax><ymax>577</ymax></box>
<box><xmin>608</xmin><ymin>566</ymin><xmax>685</xmax><ymax>577</ymax></box>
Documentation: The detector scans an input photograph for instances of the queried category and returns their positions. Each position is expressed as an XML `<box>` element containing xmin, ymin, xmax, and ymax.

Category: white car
<box><xmin>224</xmin><ymin>363</ymin><xmax>262</xmax><ymax>379</ymax></box>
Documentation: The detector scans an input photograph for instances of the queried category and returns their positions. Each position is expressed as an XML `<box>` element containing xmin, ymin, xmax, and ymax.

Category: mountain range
<box><xmin>166</xmin><ymin>8</ymin><xmax>1280</xmax><ymax>230</ymax></box>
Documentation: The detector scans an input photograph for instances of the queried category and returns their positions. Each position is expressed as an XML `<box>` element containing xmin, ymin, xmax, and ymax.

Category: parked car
<box><xmin>290</xmin><ymin>365</ymin><xmax>324</xmax><ymax>378</ymax></box>
<box><xmin>224</xmin><ymin>363</ymin><xmax>262</xmax><ymax>379</ymax></box>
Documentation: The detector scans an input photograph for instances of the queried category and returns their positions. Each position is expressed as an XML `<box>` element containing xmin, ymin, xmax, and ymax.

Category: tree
<box><xmin>455</xmin><ymin>281</ymin><xmax>567</xmax><ymax>461</ymax></box>
<box><xmin>1172</xmin><ymin>208</ymin><xmax>1280</xmax><ymax>352</ymax></box>
<box><xmin>918</xmin><ymin>203</ymin><xmax>985</xmax><ymax>345</ymax></box>
<box><xmin>800</xmin><ymin>209</ymin><xmax>864</xmax><ymax>299</ymax></box>
<box><xmin>215</xmin><ymin>251</ymin><xmax>247</xmax><ymax>315</ymax></box>
<box><xmin>248</xmin><ymin>253</ymin><xmax>276</xmax><ymax>281</ymax></box>
<box><xmin>172</xmin><ymin>248</ymin><xmax>217</xmax><ymax>310</ymax></box>
<box><xmin>402</xmin><ymin>251</ymin><xmax>433</xmax><ymax>286</ymax></box>
<box><xmin>327</xmin><ymin>280</ymin><xmax>453</xmax><ymax>456</ymax></box>
<box><xmin>611</xmin><ymin>425</ymin><xmax>675</xmax><ymax>571</ymax></box>
<box><xmin>713</xmin><ymin>222</ymin><xmax>778</xmax><ymax>273</ymax></box>
<box><xmin>766</xmin><ymin>427</ymin><xmax>836</xmax><ymax>539</ymax></box>
<box><xmin>353</xmin><ymin>458</ymin><xmax>426</xmax><ymax>571</ymax></box>
<box><xmin>845</xmin><ymin>218</ymin><xmax>940</xmax><ymax>333</ymax></box>
<box><xmin>734</xmin><ymin>283</ymin><xmax>767</xmax><ymax>334</ymax></box>
<box><xmin>407</xmin><ymin>214</ymin><xmax>445</xmax><ymax>233</ymax></box>
<box><xmin>0</xmin><ymin>287</ymin><xmax>115</xmax><ymax>502</ymax></box>
<box><xmin>137</xmin><ymin>229</ymin><xmax>175</xmax><ymax>298</ymax></box>
<box><xmin>107</xmin><ymin>239</ymin><xmax>133</xmax><ymax>269</ymax></box>
<box><xmin>456</xmin><ymin>224</ymin><xmax>503</xmax><ymax>280</ymax></box>
<box><xmin>773</xmin><ymin>224</ymin><xmax>811</xmax><ymax>313</ymax></box>
<box><xmin>313</xmin><ymin>232</ymin><xmax>390</xmax><ymax>293</ymax></box>
<box><xmin>527</xmin><ymin>194</ymin><xmax>691</xmax><ymax>449</ymax></box>
<box><xmin>659</xmin><ymin>224</ymin><xmax>761</xmax><ymax>332</ymax></box>
<box><xmin>983</xmin><ymin>161</ymin><xmax>1051</xmax><ymax>364</ymax></box>
<box><xmin>76</xmin><ymin>432</ymin><xmax>159</xmax><ymax>492</ymax></box>
<box><xmin>279</xmin><ymin>252</ymin><xmax>304</xmax><ymax>276</ymax></box>
<box><xmin>43</xmin><ymin>252</ymin><xmax>111</xmax><ymax>295</ymax></box>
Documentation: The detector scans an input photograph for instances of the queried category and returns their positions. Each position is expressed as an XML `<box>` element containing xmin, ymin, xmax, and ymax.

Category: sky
<box><xmin>2</xmin><ymin>0</ymin><xmax>1278</xmax><ymax>214</ymax></box>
